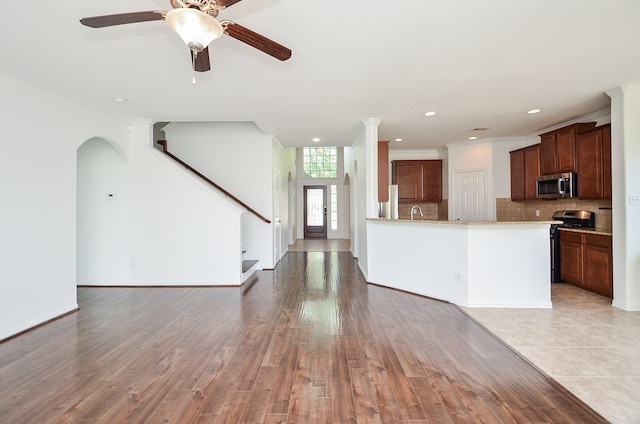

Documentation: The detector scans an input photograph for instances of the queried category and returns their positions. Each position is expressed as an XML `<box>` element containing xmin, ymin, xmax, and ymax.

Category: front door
<box><xmin>303</xmin><ymin>185</ymin><xmax>327</xmax><ymax>238</ymax></box>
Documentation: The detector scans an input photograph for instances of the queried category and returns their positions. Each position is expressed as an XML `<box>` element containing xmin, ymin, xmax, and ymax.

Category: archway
<box><xmin>76</xmin><ymin>137</ymin><xmax>130</xmax><ymax>284</ymax></box>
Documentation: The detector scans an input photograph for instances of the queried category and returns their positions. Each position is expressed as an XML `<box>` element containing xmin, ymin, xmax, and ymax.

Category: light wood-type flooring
<box><xmin>0</xmin><ymin>242</ymin><xmax>607</xmax><ymax>423</ymax></box>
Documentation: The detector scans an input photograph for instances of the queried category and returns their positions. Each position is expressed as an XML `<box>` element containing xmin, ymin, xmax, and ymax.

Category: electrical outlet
<box><xmin>106</xmin><ymin>192</ymin><xmax>117</xmax><ymax>201</ymax></box>
<box><xmin>630</xmin><ymin>194</ymin><xmax>640</xmax><ymax>205</ymax></box>
<box><xmin>455</xmin><ymin>272</ymin><xmax>462</xmax><ymax>282</ymax></box>
<box><xmin>535</xmin><ymin>210</ymin><xmax>540</xmax><ymax>217</ymax></box>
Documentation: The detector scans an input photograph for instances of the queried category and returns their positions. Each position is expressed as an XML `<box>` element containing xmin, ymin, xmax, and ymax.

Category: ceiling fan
<box><xmin>80</xmin><ymin>0</ymin><xmax>291</xmax><ymax>73</ymax></box>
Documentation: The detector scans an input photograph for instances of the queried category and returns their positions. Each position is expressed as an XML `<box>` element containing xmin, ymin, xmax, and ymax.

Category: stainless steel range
<box><xmin>550</xmin><ymin>210</ymin><xmax>596</xmax><ymax>283</ymax></box>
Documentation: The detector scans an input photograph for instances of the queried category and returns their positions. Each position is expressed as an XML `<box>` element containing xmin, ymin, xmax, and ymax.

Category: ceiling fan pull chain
<box><xmin>191</xmin><ymin>49</ymin><xmax>197</xmax><ymax>85</ymax></box>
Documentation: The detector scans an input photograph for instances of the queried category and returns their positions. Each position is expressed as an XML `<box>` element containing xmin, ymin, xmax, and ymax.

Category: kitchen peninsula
<box><xmin>366</xmin><ymin>218</ymin><xmax>555</xmax><ymax>308</ymax></box>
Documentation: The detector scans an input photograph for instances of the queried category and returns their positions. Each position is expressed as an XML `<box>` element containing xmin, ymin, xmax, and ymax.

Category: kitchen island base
<box><xmin>367</xmin><ymin>219</ymin><xmax>553</xmax><ymax>308</ymax></box>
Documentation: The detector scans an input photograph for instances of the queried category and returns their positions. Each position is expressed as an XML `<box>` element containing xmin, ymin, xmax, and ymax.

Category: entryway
<box><xmin>303</xmin><ymin>185</ymin><xmax>327</xmax><ymax>238</ymax></box>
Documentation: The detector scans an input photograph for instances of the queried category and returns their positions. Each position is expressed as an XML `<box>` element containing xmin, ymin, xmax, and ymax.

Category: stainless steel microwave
<box><xmin>536</xmin><ymin>172</ymin><xmax>577</xmax><ymax>198</ymax></box>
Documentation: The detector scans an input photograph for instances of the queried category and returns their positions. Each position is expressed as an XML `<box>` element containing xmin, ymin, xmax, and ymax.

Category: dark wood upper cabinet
<box><xmin>419</xmin><ymin>161</ymin><xmax>442</xmax><ymax>202</ymax></box>
<box><xmin>393</xmin><ymin>161</ymin><xmax>419</xmax><ymax>202</ymax></box>
<box><xmin>539</xmin><ymin>132</ymin><xmax>556</xmax><ymax>176</ymax></box>
<box><xmin>378</xmin><ymin>141</ymin><xmax>390</xmax><ymax>202</ymax></box>
<box><xmin>576</xmin><ymin>124</ymin><xmax>611</xmax><ymax>199</ymax></box>
<box><xmin>510</xmin><ymin>148</ymin><xmax>525</xmax><ymax>200</ymax></box>
<box><xmin>391</xmin><ymin>160</ymin><xmax>442</xmax><ymax>203</ymax></box>
<box><xmin>555</xmin><ymin>126</ymin><xmax>578</xmax><ymax>172</ymax></box>
<box><xmin>539</xmin><ymin>122</ymin><xmax>596</xmax><ymax>175</ymax></box>
<box><xmin>524</xmin><ymin>145</ymin><xmax>541</xmax><ymax>200</ymax></box>
<box><xmin>603</xmin><ymin>125</ymin><xmax>612</xmax><ymax>199</ymax></box>
<box><xmin>509</xmin><ymin>144</ymin><xmax>540</xmax><ymax>200</ymax></box>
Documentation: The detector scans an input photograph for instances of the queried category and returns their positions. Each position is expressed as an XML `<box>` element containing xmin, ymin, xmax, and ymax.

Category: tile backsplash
<box><xmin>397</xmin><ymin>200</ymin><xmax>448</xmax><ymax>220</ymax></box>
<box><xmin>496</xmin><ymin>198</ymin><xmax>612</xmax><ymax>232</ymax></box>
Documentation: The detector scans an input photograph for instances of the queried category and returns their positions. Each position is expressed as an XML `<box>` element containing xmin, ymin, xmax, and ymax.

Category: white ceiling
<box><xmin>1</xmin><ymin>1</ymin><xmax>639</xmax><ymax>149</ymax></box>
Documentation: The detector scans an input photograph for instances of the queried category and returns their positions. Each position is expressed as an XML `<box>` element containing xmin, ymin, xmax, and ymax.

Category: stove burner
<box><xmin>552</xmin><ymin>209</ymin><xmax>596</xmax><ymax>229</ymax></box>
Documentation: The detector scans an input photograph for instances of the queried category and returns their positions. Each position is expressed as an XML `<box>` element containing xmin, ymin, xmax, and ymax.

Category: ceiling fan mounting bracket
<box><xmin>170</xmin><ymin>0</ymin><xmax>224</xmax><ymax>17</ymax></box>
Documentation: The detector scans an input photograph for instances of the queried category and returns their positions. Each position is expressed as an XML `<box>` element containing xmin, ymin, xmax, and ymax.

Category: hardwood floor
<box><xmin>0</xmin><ymin>249</ymin><xmax>606</xmax><ymax>423</ymax></box>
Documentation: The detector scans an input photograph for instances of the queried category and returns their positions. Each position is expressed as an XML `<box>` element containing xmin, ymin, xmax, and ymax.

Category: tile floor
<box><xmin>463</xmin><ymin>284</ymin><xmax>640</xmax><ymax>424</ymax></box>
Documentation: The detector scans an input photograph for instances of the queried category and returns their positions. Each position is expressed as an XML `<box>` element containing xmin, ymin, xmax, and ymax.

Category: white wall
<box><xmin>77</xmin><ymin>138</ymin><xmax>132</xmax><ymax>282</ymax></box>
<box><xmin>272</xmin><ymin>137</ymin><xmax>296</xmax><ymax>263</ymax></box>
<box><xmin>447</xmin><ymin>140</ymin><xmax>495</xmax><ymax>220</ymax></box>
<box><xmin>77</xmin><ymin>123</ymin><xmax>244</xmax><ymax>285</ymax></box>
<box><xmin>608</xmin><ymin>85</ymin><xmax>640</xmax><ymax>311</ymax></box>
<box><xmin>161</xmin><ymin>122</ymin><xmax>274</xmax><ymax>268</ymax></box>
<box><xmin>344</xmin><ymin>146</ymin><xmax>357</xmax><ymax>256</ymax></box>
<box><xmin>491</xmin><ymin>138</ymin><xmax>529</xmax><ymax>199</ymax></box>
<box><xmin>350</xmin><ymin>118</ymin><xmax>381</xmax><ymax>277</ymax></box>
<box><xmin>351</xmin><ymin>125</ymin><xmax>368</xmax><ymax>272</ymax></box>
<box><xmin>0</xmin><ymin>69</ymin><xmax>128</xmax><ymax>340</ymax></box>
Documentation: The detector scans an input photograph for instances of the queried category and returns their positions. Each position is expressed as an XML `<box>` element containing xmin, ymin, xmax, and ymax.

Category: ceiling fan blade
<box><xmin>191</xmin><ymin>47</ymin><xmax>211</xmax><ymax>72</ymax></box>
<box><xmin>222</xmin><ymin>21</ymin><xmax>291</xmax><ymax>61</ymax></box>
<box><xmin>216</xmin><ymin>0</ymin><xmax>244</xmax><ymax>7</ymax></box>
<box><xmin>80</xmin><ymin>11</ymin><xmax>164</xmax><ymax>28</ymax></box>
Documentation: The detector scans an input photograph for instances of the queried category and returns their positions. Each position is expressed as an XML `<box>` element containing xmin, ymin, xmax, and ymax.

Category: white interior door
<box><xmin>274</xmin><ymin>169</ymin><xmax>281</xmax><ymax>262</ymax></box>
<box><xmin>455</xmin><ymin>170</ymin><xmax>486</xmax><ymax>221</ymax></box>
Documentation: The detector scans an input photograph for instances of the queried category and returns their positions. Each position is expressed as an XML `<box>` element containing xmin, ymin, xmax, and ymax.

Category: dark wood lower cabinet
<box><xmin>560</xmin><ymin>230</ymin><xmax>613</xmax><ymax>298</ymax></box>
<box><xmin>583</xmin><ymin>234</ymin><xmax>613</xmax><ymax>298</ymax></box>
<box><xmin>560</xmin><ymin>232</ymin><xmax>583</xmax><ymax>285</ymax></box>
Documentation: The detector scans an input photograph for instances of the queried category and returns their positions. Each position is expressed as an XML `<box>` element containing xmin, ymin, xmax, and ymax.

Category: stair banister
<box><xmin>157</xmin><ymin>140</ymin><xmax>271</xmax><ymax>224</ymax></box>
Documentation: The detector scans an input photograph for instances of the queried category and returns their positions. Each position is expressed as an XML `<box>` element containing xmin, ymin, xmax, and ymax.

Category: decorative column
<box><xmin>362</xmin><ymin>118</ymin><xmax>382</xmax><ymax>219</ymax></box>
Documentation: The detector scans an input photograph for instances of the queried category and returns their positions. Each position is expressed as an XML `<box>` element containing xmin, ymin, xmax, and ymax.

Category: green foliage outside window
<box><xmin>303</xmin><ymin>147</ymin><xmax>338</xmax><ymax>178</ymax></box>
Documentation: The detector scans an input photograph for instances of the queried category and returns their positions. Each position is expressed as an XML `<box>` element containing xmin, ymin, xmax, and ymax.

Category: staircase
<box><xmin>156</xmin><ymin>140</ymin><xmax>269</xmax><ymax>286</ymax></box>
<box><xmin>242</xmin><ymin>250</ymin><xmax>259</xmax><ymax>284</ymax></box>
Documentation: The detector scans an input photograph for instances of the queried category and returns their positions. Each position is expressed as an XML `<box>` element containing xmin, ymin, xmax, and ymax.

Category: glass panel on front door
<box><xmin>304</xmin><ymin>186</ymin><xmax>327</xmax><ymax>238</ymax></box>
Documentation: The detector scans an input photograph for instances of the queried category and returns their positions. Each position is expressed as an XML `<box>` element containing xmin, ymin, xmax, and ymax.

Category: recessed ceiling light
<box><xmin>114</xmin><ymin>97</ymin><xmax>128</xmax><ymax>103</ymax></box>
<box><xmin>395</xmin><ymin>138</ymin><xmax>403</xmax><ymax>142</ymax></box>
<box><xmin>528</xmin><ymin>109</ymin><xmax>541</xmax><ymax>114</ymax></box>
<box><xmin>468</xmin><ymin>136</ymin><xmax>478</xmax><ymax>140</ymax></box>
<box><xmin>312</xmin><ymin>137</ymin><xmax>320</xmax><ymax>142</ymax></box>
<box><xmin>424</xmin><ymin>111</ymin><xmax>436</xmax><ymax>117</ymax></box>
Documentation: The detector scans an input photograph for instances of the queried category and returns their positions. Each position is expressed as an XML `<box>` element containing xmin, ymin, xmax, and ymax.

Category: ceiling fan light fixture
<box><xmin>166</xmin><ymin>8</ymin><xmax>224</xmax><ymax>51</ymax></box>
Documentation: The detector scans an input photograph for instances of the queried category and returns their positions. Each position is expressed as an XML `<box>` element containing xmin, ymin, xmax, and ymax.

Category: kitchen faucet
<box><xmin>410</xmin><ymin>205</ymin><xmax>424</xmax><ymax>221</ymax></box>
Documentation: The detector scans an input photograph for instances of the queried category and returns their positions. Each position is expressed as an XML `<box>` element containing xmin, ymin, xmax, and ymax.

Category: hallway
<box><xmin>0</xmin><ymin>241</ymin><xmax>606</xmax><ymax>423</ymax></box>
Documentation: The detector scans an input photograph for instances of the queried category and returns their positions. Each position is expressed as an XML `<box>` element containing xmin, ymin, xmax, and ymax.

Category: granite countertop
<box><xmin>558</xmin><ymin>227</ymin><xmax>612</xmax><ymax>236</ymax></box>
<box><xmin>368</xmin><ymin>218</ymin><xmax>560</xmax><ymax>225</ymax></box>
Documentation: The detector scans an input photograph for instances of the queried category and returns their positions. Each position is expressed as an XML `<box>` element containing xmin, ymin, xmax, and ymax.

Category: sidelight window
<box><xmin>330</xmin><ymin>185</ymin><xmax>338</xmax><ymax>230</ymax></box>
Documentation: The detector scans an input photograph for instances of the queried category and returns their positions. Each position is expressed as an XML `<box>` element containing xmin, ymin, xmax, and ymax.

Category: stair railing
<box><xmin>157</xmin><ymin>140</ymin><xmax>271</xmax><ymax>224</ymax></box>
